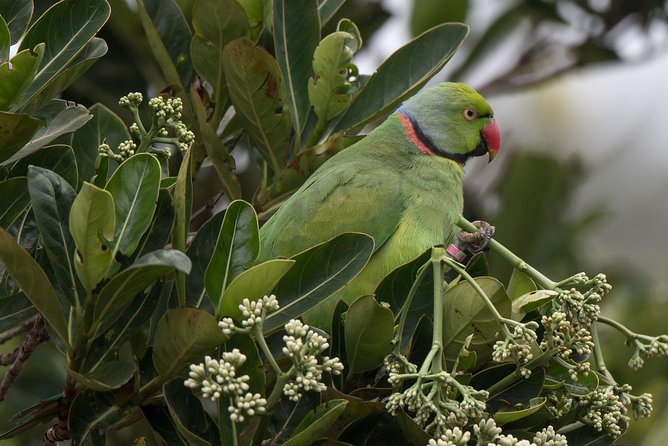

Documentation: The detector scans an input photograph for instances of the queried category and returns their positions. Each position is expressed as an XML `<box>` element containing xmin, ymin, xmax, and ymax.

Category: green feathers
<box><xmin>259</xmin><ymin>82</ymin><xmax>499</xmax><ymax>328</ymax></box>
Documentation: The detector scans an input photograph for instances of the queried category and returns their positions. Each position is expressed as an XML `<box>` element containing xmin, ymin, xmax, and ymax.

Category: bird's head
<box><xmin>396</xmin><ymin>82</ymin><xmax>501</xmax><ymax>164</ymax></box>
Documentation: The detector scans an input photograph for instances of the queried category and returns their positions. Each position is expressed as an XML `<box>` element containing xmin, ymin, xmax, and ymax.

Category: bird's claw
<box><xmin>456</xmin><ymin>220</ymin><xmax>495</xmax><ymax>254</ymax></box>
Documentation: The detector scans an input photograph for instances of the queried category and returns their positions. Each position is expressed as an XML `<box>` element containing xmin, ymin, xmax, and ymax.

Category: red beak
<box><xmin>482</xmin><ymin>120</ymin><xmax>501</xmax><ymax>162</ymax></box>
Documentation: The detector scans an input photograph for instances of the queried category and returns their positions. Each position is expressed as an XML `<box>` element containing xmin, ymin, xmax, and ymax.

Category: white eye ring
<box><xmin>463</xmin><ymin>109</ymin><xmax>477</xmax><ymax>121</ymax></box>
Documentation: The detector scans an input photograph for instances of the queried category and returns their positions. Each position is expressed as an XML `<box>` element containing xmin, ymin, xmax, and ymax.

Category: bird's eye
<box><xmin>463</xmin><ymin>109</ymin><xmax>477</xmax><ymax>121</ymax></box>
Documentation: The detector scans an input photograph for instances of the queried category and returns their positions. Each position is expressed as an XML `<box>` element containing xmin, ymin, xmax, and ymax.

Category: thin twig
<box><xmin>0</xmin><ymin>315</ymin><xmax>49</xmax><ymax>402</ymax></box>
<box><xmin>0</xmin><ymin>318</ymin><xmax>36</xmax><ymax>345</ymax></box>
<box><xmin>43</xmin><ymin>377</ymin><xmax>76</xmax><ymax>444</ymax></box>
<box><xmin>0</xmin><ymin>348</ymin><xmax>19</xmax><ymax>366</ymax></box>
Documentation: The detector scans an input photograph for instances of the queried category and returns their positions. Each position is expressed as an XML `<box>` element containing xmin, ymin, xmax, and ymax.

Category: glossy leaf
<box><xmin>190</xmin><ymin>0</ymin><xmax>249</xmax><ymax>97</ymax></box>
<box><xmin>308</xmin><ymin>22</ymin><xmax>361</xmax><ymax>122</ymax></box>
<box><xmin>334</xmin><ymin>23</ymin><xmax>469</xmax><ymax>132</ymax></box>
<box><xmin>488</xmin><ymin>366</ymin><xmax>545</xmax><ymax>411</ymax></box>
<box><xmin>0</xmin><ymin>0</ymin><xmax>33</xmax><ymax>44</ymax></box>
<box><xmin>264</xmin><ymin>232</ymin><xmax>374</xmax><ymax>333</ymax></box>
<box><xmin>27</xmin><ymin>166</ymin><xmax>79</xmax><ymax>305</ymax></box>
<box><xmin>0</xmin><ymin>227</ymin><xmax>68</xmax><ymax>344</ymax></box>
<box><xmin>11</xmin><ymin>144</ymin><xmax>78</xmax><ymax>187</ymax></box>
<box><xmin>465</xmin><ymin>252</ymin><xmax>489</xmax><ymax>277</ymax></box>
<box><xmin>511</xmin><ymin>289</ymin><xmax>558</xmax><ymax>321</ymax></box>
<box><xmin>0</xmin><ymin>293</ymin><xmax>36</xmax><ymax>332</ymax></box>
<box><xmin>185</xmin><ymin>210</ymin><xmax>225</xmax><ymax>307</ymax></box>
<box><xmin>273</xmin><ymin>0</ymin><xmax>320</xmax><ymax>136</ymax></box>
<box><xmin>190</xmin><ymin>87</ymin><xmax>240</xmax><ymax>199</ymax></box>
<box><xmin>0</xmin><ymin>177</ymin><xmax>30</xmax><ymax>227</ymax></box>
<box><xmin>205</xmin><ymin>199</ymin><xmax>259</xmax><ymax>309</ymax></box>
<box><xmin>493</xmin><ymin>397</ymin><xmax>546</xmax><ymax>426</ymax></box>
<box><xmin>345</xmin><ymin>295</ymin><xmax>394</xmax><ymax>374</ymax></box>
<box><xmin>17</xmin><ymin>0</ymin><xmax>111</xmax><ymax>109</ymax></box>
<box><xmin>69</xmin><ymin>360</ymin><xmax>136</xmax><ymax>392</ymax></box>
<box><xmin>21</xmin><ymin>37</ymin><xmax>107</xmax><ymax>114</ymax></box>
<box><xmin>375</xmin><ymin>249</ymin><xmax>431</xmax><ymax>349</ymax></box>
<box><xmin>545</xmin><ymin>362</ymin><xmax>599</xmax><ymax>396</ymax></box>
<box><xmin>164</xmin><ymin>379</ymin><xmax>221</xmax><ymax>446</ymax></box>
<box><xmin>442</xmin><ymin>277</ymin><xmax>512</xmax><ymax>365</ymax></box>
<box><xmin>137</xmin><ymin>0</ymin><xmax>194</xmax><ymax>89</ymax></box>
<box><xmin>105</xmin><ymin>153</ymin><xmax>161</xmax><ymax>257</ymax></box>
<box><xmin>507</xmin><ymin>268</ymin><xmax>537</xmax><ymax>300</ymax></box>
<box><xmin>1</xmin><ymin>17</ymin><xmax>12</xmax><ymax>73</ymax></box>
<box><xmin>0</xmin><ymin>47</ymin><xmax>42</xmax><ymax>111</ymax></box>
<box><xmin>217</xmin><ymin>259</ymin><xmax>295</xmax><ymax>318</ymax></box>
<box><xmin>69</xmin><ymin>182</ymin><xmax>115</xmax><ymax>293</ymax></box>
<box><xmin>1</xmin><ymin>100</ymin><xmax>91</xmax><ymax>166</ymax></box>
<box><xmin>93</xmin><ymin>249</ymin><xmax>191</xmax><ymax>335</ymax></box>
<box><xmin>153</xmin><ymin>307</ymin><xmax>227</xmax><ymax>378</ymax></box>
<box><xmin>133</xmin><ymin>189</ymin><xmax>175</xmax><ymax>259</ymax></box>
<box><xmin>283</xmin><ymin>399</ymin><xmax>348</xmax><ymax>446</ymax></box>
<box><xmin>318</xmin><ymin>0</ymin><xmax>345</xmax><ymax>26</ymax></box>
<box><xmin>0</xmin><ymin>111</ymin><xmax>42</xmax><ymax>165</ymax></box>
<box><xmin>141</xmin><ymin>405</ymin><xmax>188</xmax><ymax>446</ymax></box>
<box><xmin>69</xmin><ymin>390</ymin><xmax>123</xmax><ymax>445</ymax></box>
<box><xmin>70</xmin><ymin>104</ymin><xmax>128</xmax><ymax>186</ymax></box>
<box><xmin>223</xmin><ymin>37</ymin><xmax>292</xmax><ymax>173</ymax></box>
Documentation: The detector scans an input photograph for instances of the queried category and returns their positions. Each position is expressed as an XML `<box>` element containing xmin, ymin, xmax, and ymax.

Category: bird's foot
<box><xmin>456</xmin><ymin>220</ymin><xmax>495</xmax><ymax>254</ymax></box>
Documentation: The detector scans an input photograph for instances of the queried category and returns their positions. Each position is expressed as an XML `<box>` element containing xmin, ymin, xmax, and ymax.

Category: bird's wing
<box><xmin>259</xmin><ymin>158</ymin><xmax>405</xmax><ymax>260</ymax></box>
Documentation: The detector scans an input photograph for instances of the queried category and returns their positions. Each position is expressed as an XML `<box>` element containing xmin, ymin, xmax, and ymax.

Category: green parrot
<box><xmin>258</xmin><ymin>82</ymin><xmax>500</xmax><ymax>328</ymax></box>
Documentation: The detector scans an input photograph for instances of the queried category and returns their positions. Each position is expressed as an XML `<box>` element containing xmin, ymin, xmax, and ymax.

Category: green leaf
<box><xmin>11</xmin><ymin>144</ymin><xmax>78</xmax><ymax>187</ymax></box>
<box><xmin>308</xmin><ymin>22</ymin><xmax>361</xmax><ymax>121</ymax></box>
<box><xmin>222</xmin><ymin>37</ymin><xmax>292</xmax><ymax>173</ymax></box>
<box><xmin>20</xmin><ymin>37</ymin><xmax>107</xmax><ymax>114</ymax></box>
<box><xmin>0</xmin><ymin>226</ymin><xmax>69</xmax><ymax>344</ymax></box>
<box><xmin>264</xmin><ymin>232</ymin><xmax>374</xmax><ymax>333</ymax></box>
<box><xmin>69</xmin><ymin>360</ymin><xmax>136</xmax><ymax>392</ymax></box>
<box><xmin>185</xmin><ymin>210</ymin><xmax>225</xmax><ymax>307</ymax></box>
<box><xmin>395</xmin><ymin>410</ymin><xmax>430</xmax><ymax>446</ymax></box>
<box><xmin>493</xmin><ymin>397</ymin><xmax>546</xmax><ymax>426</ymax></box>
<box><xmin>69</xmin><ymin>182</ymin><xmax>115</xmax><ymax>293</ymax></box>
<box><xmin>173</xmin><ymin>142</ymin><xmax>192</xmax><ymax>304</ymax></box>
<box><xmin>283</xmin><ymin>399</ymin><xmax>348</xmax><ymax>446</ymax></box>
<box><xmin>0</xmin><ymin>46</ymin><xmax>43</xmax><ymax>111</ymax></box>
<box><xmin>105</xmin><ymin>153</ymin><xmax>161</xmax><ymax>258</ymax></box>
<box><xmin>17</xmin><ymin>0</ymin><xmax>111</xmax><ymax>110</ymax></box>
<box><xmin>133</xmin><ymin>189</ymin><xmax>175</xmax><ymax>259</ymax></box>
<box><xmin>0</xmin><ymin>16</ymin><xmax>10</xmax><ymax>63</ymax></box>
<box><xmin>69</xmin><ymin>390</ymin><xmax>123</xmax><ymax>445</ymax></box>
<box><xmin>0</xmin><ymin>111</ymin><xmax>42</xmax><ymax>165</ymax></box>
<box><xmin>507</xmin><ymin>268</ymin><xmax>537</xmax><ymax>300</ymax></box>
<box><xmin>375</xmin><ymin>249</ymin><xmax>432</xmax><ymax>349</ymax></box>
<box><xmin>0</xmin><ymin>177</ymin><xmax>30</xmax><ymax>227</ymax></box>
<box><xmin>1</xmin><ymin>100</ymin><xmax>91</xmax><ymax>166</ymax></box>
<box><xmin>153</xmin><ymin>307</ymin><xmax>227</xmax><ymax>378</ymax></box>
<box><xmin>442</xmin><ymin>276</ymin><xmax>512</xmax><ymax>365</ymax></box>
<box><xmin>334</xmin><ymin>23</ymin><xmax>469</xmax><ymax>132</ymax></box>
<box><xmin>344</xmin><ymin>295</ymin><xmax>394</xmax><ymax>374</ymax></box>
<box><xmin>170</xmin><ymin>408</ymin><xmax>218</xmax><ymax>446</ymax></box>
<box><xmin>141</xmin><ymin>405</ymin><xmax>189</xmax><ymax>446</ymax></box>
<box><xmin>273</xmin><ymin>0</ymin><xmax>320</xmax><ymax>136</ymax></box>
<box><xmin>164</xmin><ymin>379</ymin><xmax>221</xmax><ymax>446</ymax></box>
<box><xmin>71</xmin><ymin>104</ymin><xmax>128</xmax><ymax>187</ymax></box>
<box><xmin>0</xmin><ymin>293</ymin><xmax>36</xmax><ymax>332</ymax></box>
<box><xmin>487</xmin><ymin>366</ymin><xmax>545</xmax><ymax>410</ymax></box>
<box><xmin>205</xmin><ymin>199</ymin><xmax>259</xmax><ymax>309</ymax></box>
<box><xmin>93</xmin><ymin>249</ymin><xmax>192</xmax><ymax>336</ymax></box>
<box><xmin>318</xmin><ymin>0</ymin><xmax>345</xmax><ymax>26</ymax></box>
<box><xmin>137</xmin><ymin>0</ymin><xmax>194</xmax><ymax>89</ymax></box>
<box><xmin>190</xmin><ymin>87</ymin><xmax>240</xmax><ymax>199</ymax></box>
<box><xmin>27</xmin><ymin>166</ymin><xmax>79</xmax><ymax>305</ymax></box>
<box><xmin>545</xmin><ymin>361</ymin><xmax>599</xmax><ymax>396</ymax></box>
<box><xmin>511</xmin><ymin>289</ymin><xmax>558</xmax><ymax>321</ymax></box>
<box><xmin>217</xmin><ymin>259</ymin><xmax>295</xmax><ymax>318</ymax></box>
<box><xmin>0</xmin><ymin>0</ymin><xmax>33</xmax><ymax>44</ymax></box>
<box><xmin>465</xmin><ymin>252</ymin><xmax>489</xmax><ymax>277</ymax></box>
<box><xmin>190</xmin><ymin>0</ymin><xmax>249</xmax><ymax>98</ymax></box>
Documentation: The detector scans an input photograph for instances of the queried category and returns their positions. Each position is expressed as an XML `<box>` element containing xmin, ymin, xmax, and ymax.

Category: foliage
<box><xmin>1</xmin><ymin>1</ymin><xmax>667</xmax><ymax>445</ymax></box>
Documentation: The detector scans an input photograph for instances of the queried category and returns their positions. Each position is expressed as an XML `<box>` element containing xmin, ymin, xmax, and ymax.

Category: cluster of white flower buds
<box><xmin>219</xmin><ymin>294</ymin><xmax>280</xmax><ymax>335</ymax></box>
<box><xmin>183</xmin><ymin>350</ymin><xmax>266</xmax><ymax>423</ymax></box>
<box><xmin>627</xmin><ymin>334</ymin><xmax>668</xmax><ymax>370</ymax></box>
<box><xmin>576</xmin><ymin>385</ymin><xmax>628</xmax><ymax>437</ymax></box>
<box><xmin>386</xmin><ymin>368</ymin><xmax>489</xmax><ymax>437</ymax></box>
<box><xmin>427</xmin><ymin>418</ymin><xmax>567</xmax><ymax>446</ymax></box>
<box><xmin>282</xmin><ymin>319</ymin><xmax>344</xmax><ymax>401</ymax></box>
<box><xmin>553</xmin><ymin>273</ymin><xmax>611</xmax><ymax>329</ymax></box>
<box><xmin>491</xmin><ymin>321</ymin><xmax>538</xmax><ymax>374</ymax></box>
